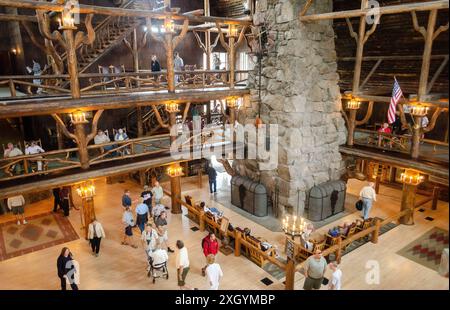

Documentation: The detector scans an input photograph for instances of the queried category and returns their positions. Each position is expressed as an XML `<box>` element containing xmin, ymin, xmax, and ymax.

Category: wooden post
<box><xmin>229</xmin><ymin>35</ymin><xmax>236</xmax><ymax>89</ymax></box>
<box><xmin>418</xmin><ymin>9</ymin><xmax>438</xmax><ymax>100</ymax></box>
<box><xmin>132</xmin><ymin>28</ymin><xmax>139</xmax><ymax>73</ymax></box>
<box><xmin>375</xmin><ymin>174</ymin><xmax>381</xmax><ymax>194</ymax></box>
<box><xmin>284</xmin><ymin>258</ymin><xmax>295</xmax><ymax>290</ymax></box>
<box><xmin>8</xmin><ymin>79</ymin><xmax>16</xmax><ymax>97</ymax></box>
<box><xmin>204</xmin><ymin>0</ymin><xmax>211</xmax><ymax>70</ymax></box>
<box><xmin>199</xmin><ymin>210</ymin><xmax>206</xmax><ymax>231</ymax></box>
<box><xmin>198</xmin><ymin>169</ymin><xmax>203</xmax><ymax>188</ymax></box>
<box><xmin>56</xmin><ymin>122</ymin><xmax>64</xmax><ymax>149</ymax></box>
<box><xmin>165</xmin><ymin>32</ymin><xmax>175</xmax><ymax>93</ymax></box>
<box><xmin>400</xmin><ymin>183</ymin><xmax>416</xmax><ymax>225</ymax></box>
<box><xmin>170</xmin><ymin>174</ymin><xmax>182</xmax><ymax>214</ymax></box>
<box><xmin>81</xmin><ymin>197</ymin><xmax>96</xmax><ymax>239</ymax></box>
<box><xmin>6</xmin><ymin>7</ymin><xmax>26</xmax><ymax>75</ymax></box>
<box><xmin>336</xmin><ymin>236</ymin><xmax>342</xmax><ymax>263</ymax></box>
<box><xmin>74</xmin><ymin>123</ymin><xmax>90</xmax><ymax>169</ymax></box>
<box><xmin>169</xmin><ymin>111</ymin><xmax>177</xmax><ymax>143</ymax></box>
<box><xmin>234</xmin><ymin>230</ymin><xmax>241</xmax><ymax>256</ymax></box>
<box><xmin>371</xmin><ymin>218</ymin><xmax>380</xmax><ymax>243</ymax></box>
<box><xmin>63</xmin><ymin>28</ymin><xmax>81</xmax><ymax>99</ymax></box>
<box><xmin>411</xmin><ymin>115</ymin><xmax>423</xmax><ymax>159</ymax></box>
<box><xmin>228</xmin><ymin>106</ymin><xmax>236</xmax><ymax>125</ymax></box>
<box><xmin>432</xmin><ymin>186</ymin><xmax>440</xmax><ymax>210</ymax></box>
<box><xmin>136</xmin><ymin>106</ymin><xmax>144</xmax><ymax>137</ymax></box>
<box><xmin>347</xmin><ymin>109</ymin><xmax>357</xmax><ymax>146</ymax></box>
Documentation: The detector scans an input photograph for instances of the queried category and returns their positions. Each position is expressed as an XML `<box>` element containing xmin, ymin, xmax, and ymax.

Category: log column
<box><xmin>167</xmin><ymin>163</ymin><xmax>183</xmax><ymax>214</ymax></box>
<box><xmin>62</xmin><ymin>26</ymin><xmax>81</xmax><ymax>99</ymax></box>
<box><xmin>400</xmin><ymin>183</ymin><xmax>417</xmax><ymax>225</ymax></box>
<box><xmin>346</xmin><ymin>108</ymin><xmax>357</xmax><ymax>146</ymax></box>
<box><xmin>74</xmin><ymin>122</ymin><xmax>89</xmax><ymax>169</ymax></box>
<box><xmin>6</xmin><ymin>7</ymin><xmax>26</xmax><ymax>75</ymax></box>
<box><xmin>165</xmin><ymin>31</ymin><xmax>175</xmax><ymax>92</ymax></box>
<box><xmin>411</xmin><ymin>115</ymin><xmax>423</xmax><ymax>159</ymax></box>
<box><xmin>399</xmin><ymin>169</ymin><xmax>424</xmax><ymax>225</ymax></box>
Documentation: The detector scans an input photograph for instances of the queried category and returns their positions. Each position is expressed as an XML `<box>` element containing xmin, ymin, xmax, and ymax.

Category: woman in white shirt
<box><xmin>88</xmin><ymin>218</ymin><xmax>106</xmax><ymax>257</ymax></box>
<box><xmin>205</xmin><ymin>254</ymin><xmax>223</xmax><ymax>290</ymax></box>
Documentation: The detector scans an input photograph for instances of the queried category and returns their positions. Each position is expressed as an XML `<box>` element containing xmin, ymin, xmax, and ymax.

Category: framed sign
<box><xmin>286</xmin><ymin>237</ymin><xmax>295</xmax><ymax>261</ymax></box>
<box><xmin>220</xmin><ymin>216</ymin><xmax>229</xmax><ymax>233</ymax></box>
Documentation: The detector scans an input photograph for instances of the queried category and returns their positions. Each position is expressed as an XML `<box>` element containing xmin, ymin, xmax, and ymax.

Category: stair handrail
<box><xmin>42</xmin><ymin>0</ymin><xmax>136</xmax><ymax>74</ymax></box>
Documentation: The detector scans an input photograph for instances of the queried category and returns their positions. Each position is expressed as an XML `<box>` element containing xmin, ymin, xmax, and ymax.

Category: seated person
<box><xmin>94</xmin><ymin>130</ymin><xmax>114</xmax><ymax>152</ymax></box>
<box><xmin>201</xmin><ymin>201</ymin><xmax>223</xmax><ymax>219</ymax></box>
<box><xmin>25</xmin><ymin>141</ymin><xmax>45</xmax><ymax>171</ymax></box>
<box><xmin>3</xmin><ymin>142</ymin><xmax>24</xmax><ymax>174</ymax></box>
<box><xmin>114</xmin><ymin>128</ymin><xmax>129</xmax><ymax>142</ymax></box>
<box><xmin>328</xmin><ymin>226</ymin><xmax>340</xmax><ymax>237</ymax></box>
<box><xmin>148</xmin><ymin>244</ymin><xmax>168</xmax><ymax>267</ymax></box>
<box><xmin>153</xmin><ymin>203</ymin><xmax>166</xmax><ymax>219</ymax></box>
<box><xmin>338</xmin><ymin>221</ymin><xmax>354</xmax><ymax>236</ymax></box>
<box><xmin>300</xmin><ymin>232</ymin><xmax>314</xmax><ymax>251</ymax></box>
<box><xmin>377</xmin><ymin>123</ymin><xmax>392</xmax><ymax>148</ymax></box>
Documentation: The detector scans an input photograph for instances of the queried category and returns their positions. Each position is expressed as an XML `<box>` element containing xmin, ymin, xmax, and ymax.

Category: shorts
<box><xmin>159</xmin><ymin>231</ymin><xmax>168</xmax><ymax>243</ymax></box>
<box><xmin>12</xmin><ymin>206</ymin><xmax>24</xmax><ymax>215</ymax></box>
<box><xmin>125</xmin><ymin>225</ymin><xmax>133</xmax><ymax>236</ymax></box>
<box><xmin>178</xmin><ymin>267</ymin><xmax>190</xmax><ymax>286</ymax></box>
<box><xmin>303</xmin><ymin>276</ymin><xmax>323</xmax><ymax>290</ymax></box>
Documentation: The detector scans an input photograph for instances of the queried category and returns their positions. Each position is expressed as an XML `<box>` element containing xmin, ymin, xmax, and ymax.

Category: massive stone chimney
<box><xmin>235</xmin><ymin>0</ymin><xmax>347</xmax><ymax>218</ymax></box>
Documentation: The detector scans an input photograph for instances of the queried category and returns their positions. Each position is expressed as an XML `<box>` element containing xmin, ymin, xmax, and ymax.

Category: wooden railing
<box><xmin>0</xmin><ymin>70</ymin><xmax>249</xmax><ymax>100</ymax></box>
<box><xmin>165</xmin><ymin>185</ymin><xmax>439</xmax><ymax>289</ymax></box>
<box><xmin>164</xmin><ymin>189</ymin><xmax>287</xmax><ymax>270</ymax></box>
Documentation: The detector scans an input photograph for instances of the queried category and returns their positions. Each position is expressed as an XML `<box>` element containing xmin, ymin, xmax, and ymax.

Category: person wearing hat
<box><xmin>141</xmin><ymin>185</ymin><xmax>153</xmax><ymax>216</ymax></box>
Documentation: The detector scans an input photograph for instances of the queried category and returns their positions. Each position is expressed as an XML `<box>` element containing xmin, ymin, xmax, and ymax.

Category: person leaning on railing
<box><xmin>377</xmin><ymin>123</ymin><xmax>393</xmax><ymax>148</ymax></box>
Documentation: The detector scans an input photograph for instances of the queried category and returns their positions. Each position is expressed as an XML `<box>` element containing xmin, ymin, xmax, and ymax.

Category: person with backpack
<box><xmin>201</xmin><ymin>232</ymin><xmax>219</xmax><ymax>276</ymax></box>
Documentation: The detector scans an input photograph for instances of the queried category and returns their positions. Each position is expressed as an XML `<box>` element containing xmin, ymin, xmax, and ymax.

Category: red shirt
<box><xmin>202</xmin><ymin>236</ymin><xmax>219</xmax><ymax>257</ymax></box>
<box><xmin>378</xmin><ymin>127</ymin><xmax>391</xmax><ymax>134</ymax></box>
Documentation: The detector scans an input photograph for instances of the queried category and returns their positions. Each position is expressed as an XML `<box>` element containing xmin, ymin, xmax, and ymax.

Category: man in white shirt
<box><xmin>4</xmin><ymin>143</ymin><xmax>24</xmax><ymax>175</ymax></box>
<box><xmin>359</xmin><ymin>182</ymin><xmax>377</xmax><ymax>220</ymax></box>
<box><xmin>328</xmin><ymin>261</ymin><xmax>342</xmax><ymax>290</ymax></box>
<box><xmin>152</xmin><ymin>181</ymin><xmax>164</xmax><ymax>204</ymax></box>
<box><xmin>175</xmin><ymin>240</ymin><xmax>192</xmax><ymax>290</ymax></box>
<box><xmin>25</xmin><ymin>141</ymin><xmax>45</xmax><ymax>171</ymax></box>
<box><xmin>205</xmin><ymin>254</ymin><xmax>223</xmax><ymax>290</ymax></box>
<box><xmin>149</xmin><ymin>245</ymin><xmax>169</xmax><ymax>266</ymax></box>
<box><xmin>7</xmin><ymin>195</ymin><xmax>27</xmax><ymax>225</ymax></box>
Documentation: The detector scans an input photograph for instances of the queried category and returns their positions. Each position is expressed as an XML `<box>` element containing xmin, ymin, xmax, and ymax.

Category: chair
<box><xmin>24</xmin><ymin>139</ymin><xmax>46</xmax><ymax>172</ymax></box>
<box><xmin>184</xmin><ymin>195</ymin><xmax>202</xmax><ymax>223</ymax></box>
<box><xmin>109</xmin><ymin>65</ymin><xmax>127</xmax><ymax>89</ymax></box>
<box><xmin>341</xmin><ymin>223</ymin><xmax>358</xmax><ymax>251</ymax></box>
<box><xmin>355</xmin><ymin>218</ymin><xmax>373</xmax><ymax>242</ymax></box>
<box><xmin>296</xmin><ymin>238</ymin><xmax>326</xmax><ymax>262</ymax></box>
<box><xmin>244</xmin><ymin>234</ymin><xmax>276</xmax><ymax>268</ymax></box>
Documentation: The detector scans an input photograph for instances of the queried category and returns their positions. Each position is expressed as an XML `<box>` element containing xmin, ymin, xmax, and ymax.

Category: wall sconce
<box><xmin>346</xmin><ymin>99</ymin><xmax>361</xmax><ymax>110</ymax></box>
<box><xmin>165</xmin><ymin>101</ymin><xmax>179</xmax><ymax>113</ymax></box>
<box><xmin>58</xmin><ymin>12</ymin><xmax>76</xmax><ymax>30</ymax></box>
<box><xmin>167</xmin><ymin>164</ymin><xmax>183</xmax><ymax>177</ymax></box>
<box><xmin>76</xmin><ymin>180</ymin><xmax>96</xmax><ymax>199</ymax></box>
<box><xmin>410</xmin><ymin>105</ymin><xmax>429</xmax><ymax>117</ymax></box>
<box><xmin>226</xmin><ymin>97</ymin><xmax>238</xmax><ymax>108</ymax></box>
<box><xmin>400</xmin><ymin>169</ymin><xmax>425</xmax><ymax>186</ymax></box>
<box><xmin>69</xmin><ymin>110</ymin><xmax>88</xmax><ymax>124</ymax></box>
<box><xmin>227</xmin><ymin>24</ymin><xmax>238</xmax><ymax>38</ymax></box>
<box><xmin>163</xmin><ymin>18</ymin><xmax>175</xmax><ymax>33</ymax></box>
<box><xmin>11</xmin><ymin>48</ymin><xmax>17</xmax><ymax>55</ymax></box>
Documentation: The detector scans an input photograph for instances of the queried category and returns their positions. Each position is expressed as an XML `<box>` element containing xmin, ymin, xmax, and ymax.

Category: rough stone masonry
<box><xmin>235</xmin><ymin>0</ymin><xmax>347</xmax><ymax>219</ymax></box>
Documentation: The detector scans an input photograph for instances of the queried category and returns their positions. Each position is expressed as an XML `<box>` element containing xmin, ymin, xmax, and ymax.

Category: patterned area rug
<box><xmin>0</xmin><ymin>212</ymin><xmax>79</xmax><ymax>261</ymax></box>
<box><xmin>397</xmin><ymin>227</ymin><xmax>449</xmax><ymax>272</ymax></box>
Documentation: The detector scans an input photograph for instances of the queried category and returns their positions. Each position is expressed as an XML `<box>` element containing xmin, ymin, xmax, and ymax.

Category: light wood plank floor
<box><xmin>0</xmin><ymin>177</ymin><xmax>448</xmax><ymax>290</ymax></box>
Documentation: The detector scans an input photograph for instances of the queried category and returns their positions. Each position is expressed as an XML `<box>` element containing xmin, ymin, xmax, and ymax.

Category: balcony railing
<box><xmin>0</xmin><ymin>70</ymin><xmax>250</xmax><ymax>100</ymax></box>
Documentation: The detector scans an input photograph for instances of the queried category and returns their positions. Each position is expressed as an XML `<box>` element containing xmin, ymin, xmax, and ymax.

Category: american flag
<box><xmin>388</xmin><ymin>78</ymin><xmax>403</xmax><ymax>124</ymax></box>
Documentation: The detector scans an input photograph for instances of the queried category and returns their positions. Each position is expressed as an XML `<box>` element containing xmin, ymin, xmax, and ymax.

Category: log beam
<box><xmin>0</xmin><ymin>0</ymin><xmax>251</xmax><ymax>25</ymax></box>
<box><xmin>300</xmin><ymin>0</ymin><xmax>449</xmax><ymax>22</ymax></box>
<box><xmin>0</xmin><ymin>13</ymin><xmax>37</xmax><ymax>22</ymax></box>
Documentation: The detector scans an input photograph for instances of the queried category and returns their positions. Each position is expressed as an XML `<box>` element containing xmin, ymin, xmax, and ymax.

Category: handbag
<box><xmin>322</xmin><ymin>277</ymin><xmax>329</xmax><ymax>285</ymax></box>
<box><xmin>355</xmin><ymin>199</ymin><xmax>363</xmax><ymax>211</ymax></box>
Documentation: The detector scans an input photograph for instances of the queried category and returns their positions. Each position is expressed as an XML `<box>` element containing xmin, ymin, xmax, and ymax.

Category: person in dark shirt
<box><xmin>59</xmin><ymin>186</ymin><xmax>70</xmax><ymax>217</ymax></box>
<box><xmin>151</xmin><ymin>55</ymin><xmax>161</xmax><ymax>72</ymax></box>
<box><xmin>141</xmin><ymin>185</ymin><xmax>153</xmax><ymax>215</ymax></box>
<box><xmin>56</xmin><ymin>247</ymin><xmax>78</xmax><ymax>290</ymax></box>
<box><xmin>52</xmin><ymin>187</ymin><xmax>61</xmax><ymax>213</ymax></box>
<box><xmin>122</xmin><ymin>189</ymin><xmax>132</xmax><ymax>209</ymax></box>
<box><xmin>207</xmin><ymin>164</ymin><xmax>217</xmax><ymax>194</ymax></box>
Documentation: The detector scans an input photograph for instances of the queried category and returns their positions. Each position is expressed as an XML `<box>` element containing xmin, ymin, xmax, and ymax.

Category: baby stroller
<box><xmin>147</xmin><ymin>250</ymin><xmax>169</xmax><ymax>284</ymax></box>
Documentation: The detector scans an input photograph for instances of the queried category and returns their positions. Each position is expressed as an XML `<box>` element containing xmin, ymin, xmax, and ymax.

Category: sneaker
<box><xmin>22</xmin><ymin>220</ymin><xmax>27</xmax><ymax>225</ymax></box>
<box><xmin>17</xmin><ymin>220</ymin><xmax>21</xmax><ymax>225</ymax></box>
<box><xmin>168</xmin><ymin>247</ymin><xmax>175</xmax><ymax>253</ymax></box>
<box><xmin>95</xmin><ymin>253</ymin><xmax>99</xmax><ymax>257</ymax></box>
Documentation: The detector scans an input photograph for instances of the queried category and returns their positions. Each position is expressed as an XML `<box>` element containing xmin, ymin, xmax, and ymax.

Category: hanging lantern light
<box><xmin>69</xmin><ymin>110</ymin><xmax>88</xmax><ymax>124</ymax></box>
<box><xmin>165</xmin><ymin>101</ymin><xmax>179</xmax><ymax>113</ymax></box>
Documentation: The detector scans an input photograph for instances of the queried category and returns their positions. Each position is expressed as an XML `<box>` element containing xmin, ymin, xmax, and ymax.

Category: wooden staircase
<box><xmin>126</xmin><ymin>104</ymin><xmax>169</xmax><ymax>137</ymax></box>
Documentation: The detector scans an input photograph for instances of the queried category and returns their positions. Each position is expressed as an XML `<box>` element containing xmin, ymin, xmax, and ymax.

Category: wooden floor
<box><xmin>0</xmin><ymin>177</ymin><xmax>448</xmax><ymax>290</ymax></box>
